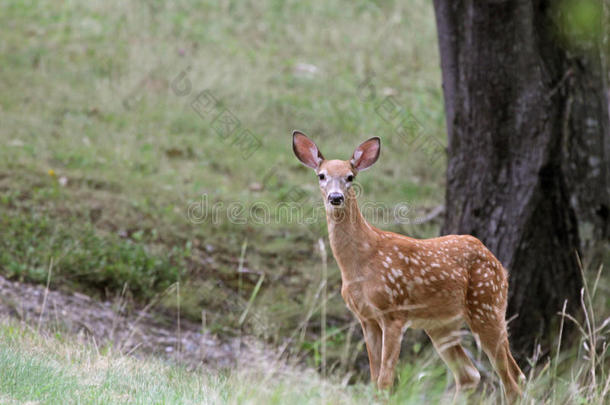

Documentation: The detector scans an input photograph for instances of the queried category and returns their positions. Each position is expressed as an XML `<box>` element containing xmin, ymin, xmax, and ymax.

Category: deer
<box><xmin>292</xmin><ymin>131</ymin><xmax>525</xmax><ymax>401</ymax></box>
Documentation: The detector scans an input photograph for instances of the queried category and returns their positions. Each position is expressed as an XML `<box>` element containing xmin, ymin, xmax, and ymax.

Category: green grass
<box><xmin>0</xmin><ymin>318</ymin><xmax>217</xmax><ymax>404</ymax></box>
<box><xmin>0</xmin><ymin>210</ymin><xmax>185</xmax><ymax>299</ymax></box>
<box><xmin>0</xmin><ymin>0</ymin><xmax>445</xmax><ymax>360</ymax></box>
<box><xmin>0</xmin><ymin>290</ymin><xmax>608</xmax><ymax>405</ymax></box>
<box><xmin>0</xmin><ymin>317</ymin><xmax>374</xmax><ymax>404</ymax></box>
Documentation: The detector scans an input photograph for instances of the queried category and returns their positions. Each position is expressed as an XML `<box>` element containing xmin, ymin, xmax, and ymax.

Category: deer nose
<box><xmin>328</xmin><ymin>192</ymin><xmax>344</xmax><ymax>206</ymax></box>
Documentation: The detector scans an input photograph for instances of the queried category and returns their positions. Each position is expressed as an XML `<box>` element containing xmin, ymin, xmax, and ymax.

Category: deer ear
<box><xmin>351</xmin><ymin>137</ymin><xmax>380</xmax><ymax>171</ymax></box>
<box><xmin>292</xmin><ymin>131</ymin><xmax>324</xmax><ymax>169</ymax></box>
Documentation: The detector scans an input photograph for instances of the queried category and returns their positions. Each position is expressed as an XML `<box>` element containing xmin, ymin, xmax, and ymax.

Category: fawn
<box><xmin>292</xmin><ymin>131</ymin><xmax>525</xmax><ymax>401</ymax></box>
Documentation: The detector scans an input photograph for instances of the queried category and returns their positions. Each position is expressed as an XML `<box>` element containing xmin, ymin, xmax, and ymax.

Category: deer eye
<box><xmin>318</xmin><ymin>173</ymin><xmax>326</xmax><ymax>181</ymax></box>
<box><xmin>346</xmin><ymin>175</ymin><xmax>354</xmax><ymax>182</ymax></box>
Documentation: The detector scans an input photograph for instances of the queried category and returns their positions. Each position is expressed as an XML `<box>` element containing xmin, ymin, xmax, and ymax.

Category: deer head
<box><xmin>292</xmin><ymin>130</ymin><xmax>380</xmax><ymax>211</ymax></box>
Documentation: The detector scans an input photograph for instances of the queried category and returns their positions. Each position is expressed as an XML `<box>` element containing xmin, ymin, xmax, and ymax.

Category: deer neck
<box><xmin>325</xmin><ymin>190</ymin><xmax>377</xmax><ymax>280</ymax></box>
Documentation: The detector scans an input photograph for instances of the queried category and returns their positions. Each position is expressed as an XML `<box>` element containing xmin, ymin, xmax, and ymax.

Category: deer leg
<box><xmin>505</xmin><ymin>340</ymin><xmax>526</xmax><ymax>386</ymax></box>
<box><xmin>360</xmin><ymin>320</ymin><xmax>382</xmax><ymax>383</ymax></box>
<box><xmin>426</xmin><ymin>323</ymin><xmax>480</xmax><ymax>393</ymax></box>
<box><xmin>377</xmin><ymin>319</ymin><xmax>404</xmax><ymax>390</ymax></box>
<box><xmin>469</xmin><ymin>319</ymin><xmax>522</xmax><ymax>401</ymax></box>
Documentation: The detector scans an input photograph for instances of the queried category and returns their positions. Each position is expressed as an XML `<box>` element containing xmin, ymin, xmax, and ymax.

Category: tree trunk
<box><xmin>432</xmin><ymin>0</ymin><xmax>609</xmax><ymax>360</ymax></box>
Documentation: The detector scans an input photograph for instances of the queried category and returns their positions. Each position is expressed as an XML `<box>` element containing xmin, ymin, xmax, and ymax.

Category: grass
<box><xmin>0</xmin><ymin>210</ymin><xmax>185</xmax><ymax>299</ymax></box>
<box><xmin>0</xmin><ymin>0</ymin><xmax>445</xmax><ymax>365</ymax></box>
<box><xmin>0</xmin><ymin>261</ymin><xmax>607</xmax><ymax>404</ymax></box>
<box><xmin>0</xmin><ymin>316</ymin><xmax>378</xmax><ymax>404</ymax></box>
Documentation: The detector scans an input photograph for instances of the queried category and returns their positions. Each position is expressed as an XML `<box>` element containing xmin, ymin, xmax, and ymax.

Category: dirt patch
<box><xmin>0</xmin><ymin>275</ymin><xmax>277</xmax><ymax>370</ymax></box>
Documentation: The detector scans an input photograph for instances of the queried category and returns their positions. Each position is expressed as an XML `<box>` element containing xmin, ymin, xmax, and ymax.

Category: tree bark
<box><xmin>432</xmin><ymin>0</ymin><xmax>609</xmax><ymax>360</ymax></box>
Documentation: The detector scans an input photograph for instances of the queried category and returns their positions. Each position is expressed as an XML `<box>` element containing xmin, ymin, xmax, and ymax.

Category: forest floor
<box><xmin>0</xmin><ymin>274</ymin><xmax>273</xmax><ymax>371</ymax></box>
